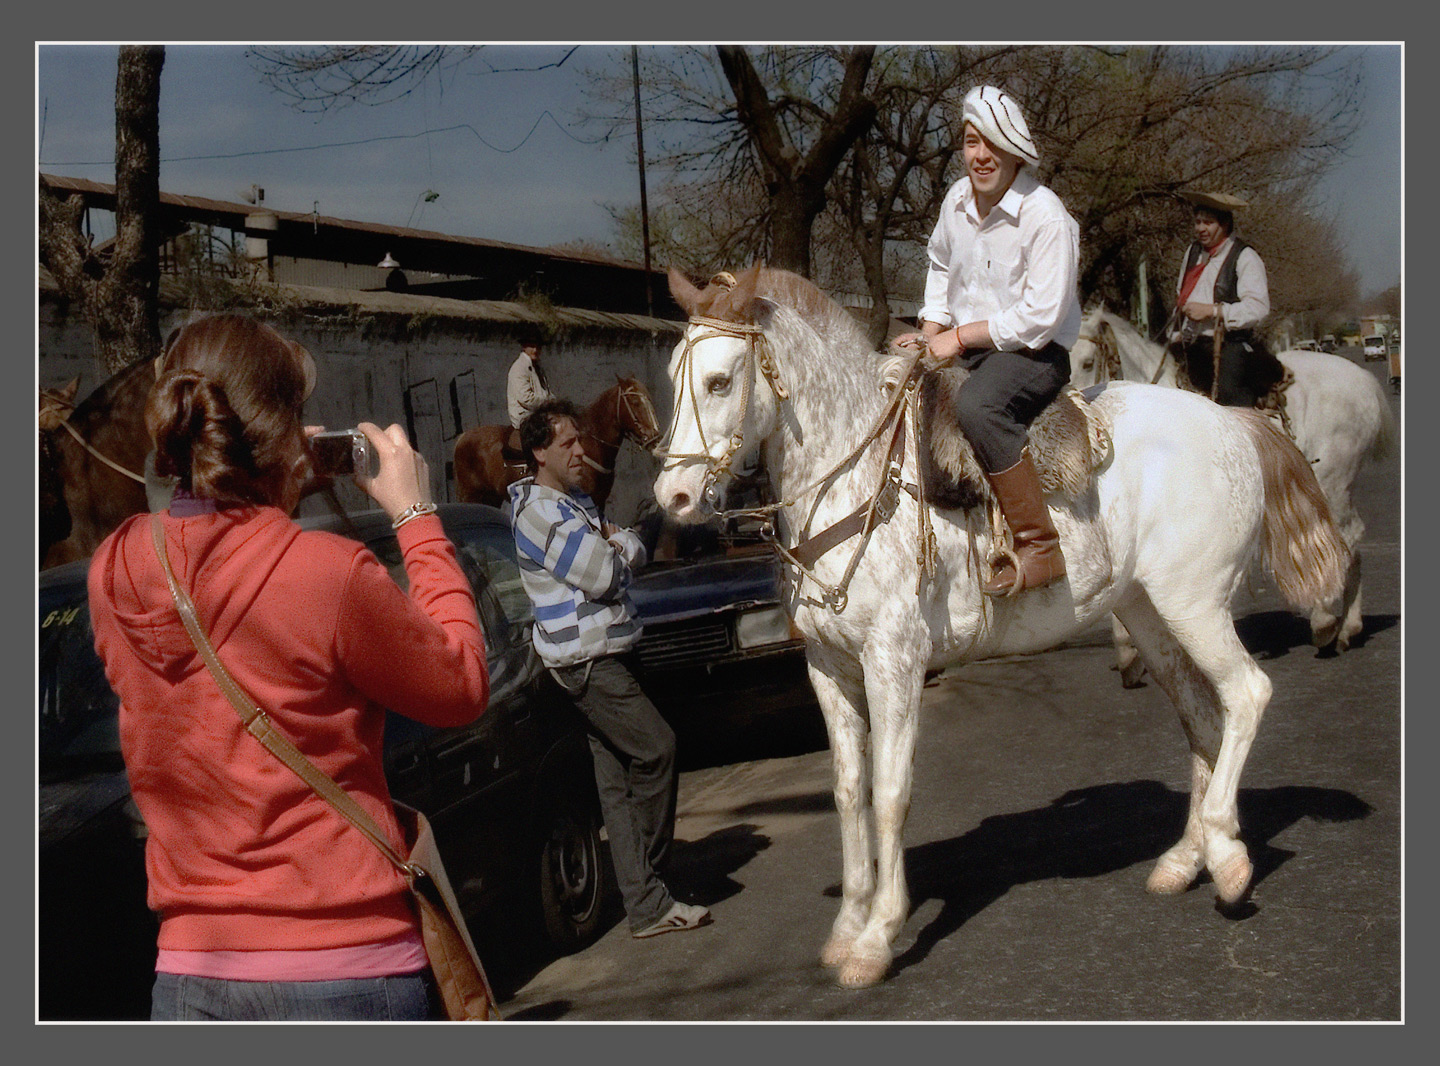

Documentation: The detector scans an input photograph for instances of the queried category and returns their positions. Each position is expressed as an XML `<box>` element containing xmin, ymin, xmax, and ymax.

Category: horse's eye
<box><xmin>1081</xmin><ymin>356</ymin><xmax>1094</xmax><ymax>370</ymax></box>
<box><xmin>706</xmin><ymin>374</ymin><xmax>732</xmax><ymax>396</ymax></box>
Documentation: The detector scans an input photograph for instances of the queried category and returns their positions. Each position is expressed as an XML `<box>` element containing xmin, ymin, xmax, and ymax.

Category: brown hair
<box><xmin>146</xmin><ymin>315</ymin><xmax>312</xmax><ymax>505</ymax></box>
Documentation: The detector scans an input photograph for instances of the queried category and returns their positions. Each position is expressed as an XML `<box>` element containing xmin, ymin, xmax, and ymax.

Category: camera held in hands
<box><xmin>309</xmin><ymin>429</ymin><xmax>373</xmax><ymax>478</ymax></box>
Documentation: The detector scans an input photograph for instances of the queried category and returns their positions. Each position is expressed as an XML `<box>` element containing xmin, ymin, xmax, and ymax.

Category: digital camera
<box><xmin>309</xmin><ymin>429</ymin><xmax>372</xmax><ymax>478</ymax></box>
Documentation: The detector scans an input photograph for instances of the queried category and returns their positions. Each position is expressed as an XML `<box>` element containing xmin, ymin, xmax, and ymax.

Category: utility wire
<box><xmin>40</xmin><ymin>111</ymin><xmax>608</xmax><ymax>167</ymax></box>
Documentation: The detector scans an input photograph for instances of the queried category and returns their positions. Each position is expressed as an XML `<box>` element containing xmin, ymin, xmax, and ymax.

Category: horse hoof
<box><xmin>1119</xmin><ymin>660</ymin><xmax>1148</xmax><ymax>689</ymax></box>
<box><xmin>820</xmin><ymin>936</ymin><xmax>854</xmax><ymax>969</ymax></box>
<box><xmin>1212</xmin><ymin>853</ymin><xmax>1253</xmax><ymax>904</ymax></box>
<box><xmin>1146</xmin><ymin>857</ymin><xmax>1197</xmax><ymax>895</ymax></box>
<box><xmin>837</xmin><ymin>954</ymin><xmax>889</xmax><ymax>989</ymax></box>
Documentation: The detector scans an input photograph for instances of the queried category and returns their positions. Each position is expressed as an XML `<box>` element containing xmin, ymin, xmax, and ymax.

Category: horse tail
<box><xmin>1364</xmin><ymin>372</ymin><xmax>1398</xmax><ymax>463</ymax></box>
<box><xmin>1237</xmin><ymin>408</ymin><xmax>1349</xmax><ymax>612</ymax></box>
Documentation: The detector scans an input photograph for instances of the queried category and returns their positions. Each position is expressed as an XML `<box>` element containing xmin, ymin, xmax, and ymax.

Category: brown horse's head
<box><xmin>39</xmin><ymin>379</ymin><xmax>80</xmax><ymax>565</ymax></box>
<box><xmin>611</xmin><ymin>376</ymin><xmax>662</xmax><ymax>452</ymax></box>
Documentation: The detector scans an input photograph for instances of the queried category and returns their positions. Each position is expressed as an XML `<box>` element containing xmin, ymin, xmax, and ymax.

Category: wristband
<box><xmin>392</xmin><ymin>501</ymin><xmax>439</xmax><ymax>530</ymax></box>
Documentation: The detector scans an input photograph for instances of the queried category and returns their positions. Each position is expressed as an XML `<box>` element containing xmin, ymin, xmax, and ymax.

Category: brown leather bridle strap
<box><xmin>787</xmin><ymin>411</ymin><xmax>911</xmax><ymax>571</ymax></box>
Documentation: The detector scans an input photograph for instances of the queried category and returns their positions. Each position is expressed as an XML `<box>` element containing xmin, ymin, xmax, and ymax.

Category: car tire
<box><xmin>535</xmin><ymin>778</ymin><xmax>610</xmax><ymax>952</ymax></box>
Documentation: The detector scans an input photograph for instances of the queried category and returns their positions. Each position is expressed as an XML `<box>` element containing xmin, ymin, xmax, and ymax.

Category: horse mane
<box><xmin>692</xmin><ymin>266</ymin><xmax>874</xmax><ymax>359</ymax></box>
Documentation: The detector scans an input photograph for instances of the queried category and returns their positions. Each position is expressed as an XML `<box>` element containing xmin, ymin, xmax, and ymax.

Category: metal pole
<box><xmin>631</xmin><ymin>45</ymin><xmax>654</xmax><ymax>317</ymax></box>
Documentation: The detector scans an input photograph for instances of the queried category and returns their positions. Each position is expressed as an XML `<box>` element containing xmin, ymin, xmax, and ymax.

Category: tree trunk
<box><xmin>39</xmin><ymin>45</ymin><xmax>164</xmax><ymax>374</ymax></box>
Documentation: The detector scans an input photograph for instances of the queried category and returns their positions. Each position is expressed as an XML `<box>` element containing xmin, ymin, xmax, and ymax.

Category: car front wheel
<box><xmin>535</xmin><ymin>781</ymin><xmax>610</xmax><ymax>952</ymax></box>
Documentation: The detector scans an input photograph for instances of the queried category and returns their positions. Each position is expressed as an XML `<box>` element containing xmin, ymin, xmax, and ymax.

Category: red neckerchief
<box><xmin>1177</xmin><ymin>238</ymin><xmax>1228</xmax><ymax>310</ymax></box>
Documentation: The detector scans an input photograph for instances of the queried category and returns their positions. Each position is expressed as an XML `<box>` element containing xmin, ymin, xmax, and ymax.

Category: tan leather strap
<box><xmin>149</xmin><ymin>514</ymin><xmax>412</xmax><ymax>875</ymax></box>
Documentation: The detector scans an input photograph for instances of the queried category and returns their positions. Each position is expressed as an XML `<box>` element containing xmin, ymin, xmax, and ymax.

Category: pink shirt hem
<box><xmin>156</xmin><ymin>929</ymin><xmax>428</xmax><ymax>982</ymax></box>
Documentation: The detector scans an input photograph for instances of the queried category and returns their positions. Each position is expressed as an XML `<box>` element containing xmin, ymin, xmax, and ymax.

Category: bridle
<box><xmin>658</xmin><ymin>313</ymin><xmax>934</xmax><ymax>612</ymax></box>
<box><xmin>577</xmin><ymin>380</ymin><xmax>663</xmax><ymax>475</ymax></box>
<box><xmin>655</xmin><ymin>315</ymin><xmax>787</xmax><ymax>508</ymax></box>
<box><xmin>38</xmin><ymin>389</ymin><xmax>147</xmax><ymax>486</ymax></box>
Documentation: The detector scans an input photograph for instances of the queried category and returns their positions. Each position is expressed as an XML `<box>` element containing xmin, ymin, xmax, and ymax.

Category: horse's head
<box><xmin>613</xmin><ymin>375</ymin><xmax>663</xmax><ymax>452</ymax></box>
<box><xmin>655</xmin><ymin>266</ymin><xmax>785</xmax><ymax>523</ymax></box>
<box><xmin>1070</xmin><ymin>308</ymin><xmax>1122</xmax><ymax>388</ymax></box>
<box><xmin>38</xmin><ymin>378</ymin><xmax>80</xmax><ymax>565</ymax></box>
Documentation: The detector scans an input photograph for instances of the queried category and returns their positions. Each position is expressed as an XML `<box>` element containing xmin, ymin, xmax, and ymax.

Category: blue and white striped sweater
<box><xmin>508</xmin><ymin>479</ymin><xmax>647</xmax><ymax>668</ymax></box>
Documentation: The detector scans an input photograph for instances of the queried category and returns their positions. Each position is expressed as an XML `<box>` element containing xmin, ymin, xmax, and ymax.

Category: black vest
<box><xmin>1182</xmin><ymin>237</ymin><xmax>1251</xmax><ymax>306</ymax></box>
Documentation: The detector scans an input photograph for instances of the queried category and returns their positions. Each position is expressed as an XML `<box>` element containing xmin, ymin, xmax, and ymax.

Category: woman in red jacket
<box><xmin>88</xmin><ymin>315</ymin><xmax>490</xmax><ymax>1021</ymax></box>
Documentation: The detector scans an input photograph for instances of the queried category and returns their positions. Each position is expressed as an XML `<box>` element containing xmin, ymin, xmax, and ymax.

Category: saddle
<box><xmin>916</xmin><ymin>366</ymin><xmax>1113</xmax><ymax>512</ymax></box>
<box><xmin>1171</xmin><ymin>341</ymin><xmax>1297</xmax><ymax>438</ymax></box>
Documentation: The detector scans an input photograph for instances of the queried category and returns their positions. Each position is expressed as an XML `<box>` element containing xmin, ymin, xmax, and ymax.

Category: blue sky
<box><xmin>36</xmin><ymin>43</ymin><xmax>1403</xmax><ymax>299</ymax></box>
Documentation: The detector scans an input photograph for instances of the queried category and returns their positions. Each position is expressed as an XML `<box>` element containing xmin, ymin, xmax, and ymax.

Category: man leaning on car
<box><xmin>507</xmin><ymin>399</ymin><xmax>713</xmax><ymax>940</ymax></box>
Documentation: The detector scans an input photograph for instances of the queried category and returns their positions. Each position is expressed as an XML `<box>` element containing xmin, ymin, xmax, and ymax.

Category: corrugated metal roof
<box><xmin>40</xmin><ymin>172</ymin><xmax>656</xmax><ymax>275</ymax></box>
<box><xmin>38</xmin><ymin>263</ymin><xmax>685</xmax><ymax>334</ymax></box>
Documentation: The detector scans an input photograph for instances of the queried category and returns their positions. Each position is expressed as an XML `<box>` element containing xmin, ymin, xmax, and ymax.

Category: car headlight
<box><xmin>735</xmin><ymin>606</ymin><xmax>795</xmax><ymax>649</ymax></box>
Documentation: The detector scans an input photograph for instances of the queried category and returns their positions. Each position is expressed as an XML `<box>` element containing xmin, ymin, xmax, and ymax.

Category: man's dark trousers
<box><xmin>550</xmin><ymin>655</ymin><xmax>677</xmax><ymax>931</ymax></box>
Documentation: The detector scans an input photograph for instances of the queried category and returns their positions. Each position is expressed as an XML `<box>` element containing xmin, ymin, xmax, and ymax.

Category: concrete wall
<box><xmin>39</xmin><ymin>292</ymin><xmax>683</xmax><ymax>526</ymax></box>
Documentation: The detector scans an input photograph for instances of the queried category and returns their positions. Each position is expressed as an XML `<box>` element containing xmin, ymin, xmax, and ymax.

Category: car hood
<box><xmin>630</xmin><ymin>550</ymin><xmax>782</xmax><ymax>626</ymax></box>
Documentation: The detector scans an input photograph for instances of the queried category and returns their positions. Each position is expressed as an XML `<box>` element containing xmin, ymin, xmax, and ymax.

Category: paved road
<box><xmin>480</xmin><ymin>356</ymin><xmax>1402</xmax><ymax>1022</ymax></box>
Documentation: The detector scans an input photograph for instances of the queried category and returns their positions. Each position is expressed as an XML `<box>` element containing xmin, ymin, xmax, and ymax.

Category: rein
<box><xmin>579</xmin><ymin>382</ymin><xmax>662</xmax><ymax>474</ymax></box>
<box><xmin>39</xmin><ymin>399</ymin><xmax>147</xmax><ymax>486</ymax></box>
<box><xmin>661</xmin><ymin>315</ymin><xmax>933</xmax><ymax>612</ymax></box>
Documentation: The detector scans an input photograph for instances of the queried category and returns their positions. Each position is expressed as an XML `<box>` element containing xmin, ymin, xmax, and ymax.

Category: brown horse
<box><xmin>453</xmin><ymin>377</ymin><xmax>661</xmax><ymax>510</ymax></box>
<box><xmin>40</xmin><ymin>360</ymin><xmax>156</xmax><ymax>570</ymax></box>
<box><xmin>39</xmin><ymin>357</ymin><xmax>358</xmax><ymax>570</ymax></box>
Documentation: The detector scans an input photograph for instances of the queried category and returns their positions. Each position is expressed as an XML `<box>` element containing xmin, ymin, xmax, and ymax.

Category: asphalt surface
<box><xmin>477</xmin><ymin>352</ymin><xmax>1403</xmax><ymax>1022</ymax></box>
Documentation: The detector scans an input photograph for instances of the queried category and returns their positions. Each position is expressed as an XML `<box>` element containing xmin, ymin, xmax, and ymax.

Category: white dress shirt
<box><xmin>919</xmin><ymin>168</ymin><xmax>1082</xmax><ymax>352</ymax></box>
<box><xmin>1175</xmin><ymin>236</ymin><xmax>1270</xmax><ymax>336</ymax></box>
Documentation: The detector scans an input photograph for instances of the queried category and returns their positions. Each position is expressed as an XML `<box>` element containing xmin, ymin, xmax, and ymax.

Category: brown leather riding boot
<box><xmin>982</xmin><ymin>451</ymin><xmax>1066</xmax><ymax>597</ymax></box>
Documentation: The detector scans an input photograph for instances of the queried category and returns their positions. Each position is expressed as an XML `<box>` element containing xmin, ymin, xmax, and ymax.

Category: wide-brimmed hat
<box><xmin>960</xmin><ymin>85</ymin><xmax>1040</xmax><ymax>167</ymax></box>
<box><xmin>1181</xmin><ymin>191</ymin><xmax>1249</xmax><ymax>213</ymax></box>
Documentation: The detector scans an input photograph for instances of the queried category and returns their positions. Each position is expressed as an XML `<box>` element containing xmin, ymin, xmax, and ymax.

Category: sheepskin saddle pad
<box><xmin>916</xmin><ymin>366</ymin><xmax>1113</xmax><ymax>512</ymax></box>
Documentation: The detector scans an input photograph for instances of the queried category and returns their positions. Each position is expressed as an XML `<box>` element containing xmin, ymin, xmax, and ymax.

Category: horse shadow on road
<box><xmin>886</xmin><ymin>779</ymin><xmax>1371</xmax><ymax>980</ymax></box>
<box><xmin>1235</xmin><ymin>609</ymin><xmax>1399</xmax><ymax>660</ymax></box>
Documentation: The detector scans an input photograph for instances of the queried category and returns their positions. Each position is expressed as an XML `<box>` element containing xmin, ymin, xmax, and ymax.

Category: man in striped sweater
<box><xmin>509</xmin><ymin>400</ymin><xmax>713</xmax><ymax>939</ymax></box>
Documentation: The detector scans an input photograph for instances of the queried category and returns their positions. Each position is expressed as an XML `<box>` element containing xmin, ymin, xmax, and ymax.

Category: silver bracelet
<box><xmin>391</xmin><ymin>501</ymin><xmax>438</xmax><ymax>530</ymax></box>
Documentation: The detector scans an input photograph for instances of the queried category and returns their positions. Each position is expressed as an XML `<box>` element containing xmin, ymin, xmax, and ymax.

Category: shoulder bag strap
<box><xmin>148</xmin><ymin>514</ymin><xmax>412</xmax><ymax>875</ymax></box>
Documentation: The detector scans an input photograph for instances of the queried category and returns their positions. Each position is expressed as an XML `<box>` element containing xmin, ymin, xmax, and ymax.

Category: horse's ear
<box><xmin>724</xmin><ymin>264</ymin><xmax>764</xmax><ymax>321</ymax></box>
<box><xmin>57</xmin><ymin>377</ymin><xmax>80</xmax><ymax>404</ymax></box>
<box><xmin>668</xmin><ymin>267</ymin><xmax>704</xmax><ymax>317</ymax></box>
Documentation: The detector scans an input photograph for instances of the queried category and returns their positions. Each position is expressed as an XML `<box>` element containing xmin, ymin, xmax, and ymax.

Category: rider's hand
<box><xmin>355</xmin><ymin>422</ymin><xmax>432</xmax><ymax>523</ymax></box>
<box><xmin>1183</xmin><ymin>300</ymin><xmax>1218</xmax><ymax>322</ymax></box>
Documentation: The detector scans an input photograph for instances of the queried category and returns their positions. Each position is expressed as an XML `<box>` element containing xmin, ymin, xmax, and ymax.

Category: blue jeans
<box><xmin>150</xmin><ymin>971</ymin><xmax>439</xmax><ymax>1021</ymax></box>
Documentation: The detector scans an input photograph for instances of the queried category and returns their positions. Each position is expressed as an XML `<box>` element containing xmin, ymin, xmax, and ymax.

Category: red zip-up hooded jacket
<box><xmin>88</xmin><ymin>507</ymin><xmax>488</xmax><ymax>952</ymax></box>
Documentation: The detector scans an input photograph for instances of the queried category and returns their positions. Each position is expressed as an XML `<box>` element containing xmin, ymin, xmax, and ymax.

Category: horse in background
<box><xmin>654</xmin><ymin>265</ymin><xmax>1347</xmax><ymax>988</ymax></box>
<box><xmin>40</xmin><ymin>357</ymin><xmax>365</xmax><ymax>571</ymax></box>
<box><xmin>40</xmin><ymin>360</ymin><xmax>155</xmax><ymax>570</ymax></box>
<box><xmin>1071</xmin><ymin>307</ymin><xmax>1395</xmax><ymax>670</ymax></box>
<box><xmin>453</xmin><ymin>376</ymin><xmax>661</xmax><ymax>511</ymax></box>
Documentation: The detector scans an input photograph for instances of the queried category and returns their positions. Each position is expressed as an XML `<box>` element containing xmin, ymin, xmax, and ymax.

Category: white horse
<box><xmin>654</xmin><ymin>266</ymin><xmax>1348</xmax><ymax>989</ymax></box>
<box><xmin>1072</xmin><ymin>308</ymin><xmax>1395</xmax><ymax>666</ymax></box>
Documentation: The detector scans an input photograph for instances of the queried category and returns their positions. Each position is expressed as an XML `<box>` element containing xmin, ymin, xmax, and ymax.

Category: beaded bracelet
<box><xmin>392</xmin><ymin>501</ymin><xmax>439</xmax><ymax>530</ymax></box>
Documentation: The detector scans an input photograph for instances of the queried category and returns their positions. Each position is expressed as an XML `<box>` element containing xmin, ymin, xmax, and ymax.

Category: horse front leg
<box><xmin>835</xmin><ymin>629</ymin><xmax>925</xmax><ymax>989</ymax></box>
<box><xmin>806</xmin><ymin>647</ymin><xmax>873</xmax><ymax>970</ymax></box>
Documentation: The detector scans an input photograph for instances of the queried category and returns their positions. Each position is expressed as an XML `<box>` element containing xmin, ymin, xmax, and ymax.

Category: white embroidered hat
<box><xmin>961</xmin><ymin>85</ymin><xmax>1040</xmax><ymax>167</ymax></box>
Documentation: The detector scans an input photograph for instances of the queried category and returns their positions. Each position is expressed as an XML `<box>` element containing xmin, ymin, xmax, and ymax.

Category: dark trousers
<box><xmin>550</xmin><ymin>655</ymin><xmax>677</xmax><ymax>930</ymax></box>
<box><xmin>1180</xmin><ymin>334</ymin><xmax>1281</xmax><ymax>408</ymax></box>
<box><xmin>951</xmin><ymin>342</ymin><xmax>1072</xmax><ymax>473</ymax></box>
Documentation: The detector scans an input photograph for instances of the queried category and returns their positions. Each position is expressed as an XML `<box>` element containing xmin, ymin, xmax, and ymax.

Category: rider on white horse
<box><xmin>1169</xmin><ymin>191</ymin><xmax>1286</xmax><ymax>407</ymax></box>
<box><xmin>894</xmin><ymin>85</ymin><xmax>1080</xmax><ymax>597</ymax></box>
